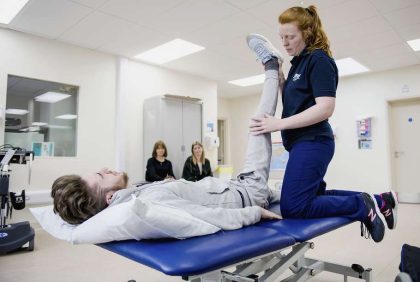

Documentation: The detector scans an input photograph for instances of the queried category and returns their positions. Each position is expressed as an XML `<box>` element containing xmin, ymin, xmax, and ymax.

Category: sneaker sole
<box><xmin>369</xmin><ymin>193</ymin><xmax>386</xmax><ymax>242</ymax></box>
<box><xmin>246</xmin><ymin>33</ymin><xmax>272</xmax><ymax>46</ymax></box>
<box><xmin>390</xmin><ymin>190</ymin><xmax>398</xmax><ymax>229</ymax></box>
<box><xmin>246</xmin><ymin>33</ymin><xmax>284</xmax><ymax>62</ymax></box>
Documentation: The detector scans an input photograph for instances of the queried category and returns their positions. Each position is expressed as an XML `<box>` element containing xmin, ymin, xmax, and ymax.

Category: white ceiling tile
<box><xmin>225</xmin><ymin>0</ymin><xmax>271</xmax><ymax>10</ymax></box>
<box><xmin>69</xmin><ymin>0</ymin><xmax>108</xmax><ymax>9</ymax></box>
<box><xmin>246</xmin><ymin>0</ymin><xmax>351</xmax><ymax>32</ymax></box>
<box><xmin>98</xmin><ymin>25</ymin><xmax>169</xmax><ymax>58</ymax></box>
<box><xmin>355</xmin><ymin>43</ymin><xmax>419</xmax><ymax>70</ymax></box>
<box><xmin>9</xmin><ymin>0</ymin><xmax>92</xmax><ymax>39</ymax></box>
<box><xmin>333</xmin><ymin>30</ymin><xmax>403</xmax><ymax>59</ymax></box>
<box><xmin>320</xmin><ymin>0</ymin><xmax>379</xmax><ymax>30</ymax></box>
<box><xmin>369</xmin><ymin>0</ymin><xmax>420</xmax><ymax>13</ymax></box>
<box><xmin>164</xmin><ymin>50</ymin><xmax>249</xmax><ymax>81</ymax></box>
<box><xmin>301</xmin><ymin>0</ymin><xmax>350</xmax><ymax>10</ymax></box>
<box><xmin>99</xmin><ymin>0</ymin><xmax>185</xmax><ymax>24</ymax></box>
<box><xmin>149</xmin><ymin>0</ymin><xmax>241</xmax><ymax>36</ymax></box>
<box><xmin>361</xmin><ymin>53</ymin><xmax>419</xmax><ymax>72</ymax></box>
<box><xmin>397</xmin><ymin>23</ymin><xmax>420</xmax><ymax>41</ymax></box>
<box><xmin>58</xmin><ymin>11</ymin><xmax>124</xmax><ymax>49</ymax></box>
<box><xmin>358</xmin><ymin>42</ymin><xmax>414</xmax><ymax>60</ymax></box>
<box><xmin>383</xmin><ymin>4</ymin><xmax>420</xmax><ymax>28</ymax></box>
<box><xmin>183</xmin><ymin>12</ymin><xmax>267</xmax><ymax>47</ymax></box>
<box><xmin>245</xmin><ymin>0</ymin><xmax>298</xmax><ymax>29</ymax></box>
<box><xmin>328</xmin><ymin>16</ymin><xmax>392</xmax><ymax>45</ymax></box>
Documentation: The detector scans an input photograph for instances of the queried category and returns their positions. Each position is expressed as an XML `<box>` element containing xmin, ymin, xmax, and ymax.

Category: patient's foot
<box><xmin>360</xmin><ymin>193</ymin><xmax>386</xmax><ymax>243</ymax></box>
<box><xmin>246</xmin><ymin>33</ymin><xmax>283</xmax><ymax>64</ymax></box>
<box><xmin>379</xmin><ymin>190</ymin><xmax>398</xmax><ymax>230</ymax></box>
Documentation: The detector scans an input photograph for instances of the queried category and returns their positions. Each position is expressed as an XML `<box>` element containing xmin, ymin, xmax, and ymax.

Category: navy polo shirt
<box><xmin>281</xmin><ymin>48</ymin><xmax>338</xmax><ymax>151</ymax></box>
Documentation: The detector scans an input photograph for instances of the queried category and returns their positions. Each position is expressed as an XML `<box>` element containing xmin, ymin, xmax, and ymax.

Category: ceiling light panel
<box><xmin>0</xmin><ymin>0</ymin><xmax>29</xmax><ymax>24</ymax></box>
<box><xmin>35</xmin><ymin>92</ymin><xmax>71</xmax><ymax>103</ymax></box>
<box><xmin>228</xmin><ymin>74</ymin><xmax>265</xmax><ymax>87</ymax></box>
<box><xmin>135</xmin><ymin>39</ymin><xmax>205</xmax><ymax>64</ymax></box>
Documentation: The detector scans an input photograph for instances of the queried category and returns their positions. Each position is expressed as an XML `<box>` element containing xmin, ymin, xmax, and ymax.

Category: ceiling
<box><xmin>2</xmin><ymin>0</ymin><xmax>420</xmax><ymax>98</ymax></box>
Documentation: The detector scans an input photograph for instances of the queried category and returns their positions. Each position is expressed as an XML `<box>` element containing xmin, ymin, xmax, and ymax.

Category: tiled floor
<box><xmin>1</xmin><ymin>204</ymin><xmax>419</xmax><ymax>282</ymax></box>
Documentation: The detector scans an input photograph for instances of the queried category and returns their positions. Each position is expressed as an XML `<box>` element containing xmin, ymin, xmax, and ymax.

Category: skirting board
<box><xmin>397</xmin><ymin>192</ymin><xmax>420</xmax><ymax>204</ymax></box>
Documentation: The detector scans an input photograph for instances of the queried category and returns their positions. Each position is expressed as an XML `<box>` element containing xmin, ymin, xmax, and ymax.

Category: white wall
<box><xmin>227</xmin><ymin>64</ymin><xmax>420</xmax><ymax>194</ymax></box>
<box><xmin>217</xmin><ymin>97</ymin><xmax>232</xmax><ymax>165</ymax></box>
<box><xmin>0</xmin><ymin>28</ymin><xmax>117</xmax><ymax>192</ymax></box>
<box><xmin>116</xmin><ymin>58</ymin><xmax>218</xmax><ymax>183</ymax></box>
<box><xmin>328</xmin><ymin>64</ymin><xmax>420</xmax><ymax>193</ymax></box>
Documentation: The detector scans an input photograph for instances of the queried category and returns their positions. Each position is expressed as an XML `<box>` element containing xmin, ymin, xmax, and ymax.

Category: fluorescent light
<box><xmin>55</xmin><ymin>114</ymin><xmax>77</xmax><ymax>120</ymax></box>
<box><xmin>336</xmin><ymin>57</ymin><xmax>369</xmax><ymax>77</ymax></box>
<box><xmin>407</xmin><ymin>38</ymin><xmax>420</xmax><ymax>51</ymax></box>
<box><xmin>6</xmin><ymin>108</ymin><xmax>29</xmax><ymax>115</ymax></box>
<box><xmin>35</xmin><ymin>92</ymin><xmax>71</xmax><ymax>103</ymax></box>
<box><xmin>19</xmin><ymin>126</ymin><xmax>39</xmax><ymax>132</ymax></box>
<box><xmin>229</xmin><ymin>74</ymin><xmax>265</xmax><ymax>87</ymax></box>
<box><xmin>134</xmin><ymin>39</ymin><xmax>205</xmax><ymax>64</ymax></box>
<box><xmin>0</xmin><ymin>0</ymin><xmax>29</xmax><ymax>24</ymax></box>
<box><xmin>32</xmin><ymin>122</ymin><xmax>48</xmax><ymax>126</ymax></box>
<box><xmin>46</xmin><ymin>125</ymin><xmax>72</xmax><ymax>129</ymax></box>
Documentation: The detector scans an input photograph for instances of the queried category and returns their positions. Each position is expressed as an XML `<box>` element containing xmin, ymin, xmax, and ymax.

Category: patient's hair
<box><xmin>51</xmin><ymin>175</ymin><xmax>107</xmax><ymax>224</ymax></box>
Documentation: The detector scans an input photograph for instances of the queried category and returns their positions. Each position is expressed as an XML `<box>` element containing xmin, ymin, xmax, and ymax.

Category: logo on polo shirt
<box><xmin>292</xmin><ymin>73</ymin><xmax>301</xmax><ymax>81</ymax></box>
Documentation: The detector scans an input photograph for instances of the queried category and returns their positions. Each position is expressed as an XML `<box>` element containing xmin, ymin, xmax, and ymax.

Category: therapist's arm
<box><xmin>250</xmin><ymin>96</ymin><xmax>335</xmax><ymax>134</ymax></box>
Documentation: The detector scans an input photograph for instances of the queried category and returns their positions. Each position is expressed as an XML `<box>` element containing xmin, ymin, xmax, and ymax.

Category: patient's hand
<box><xmin>260</xmin><ymin>207</ymin><xmax>282</xmax><ymax>220</ymax></box>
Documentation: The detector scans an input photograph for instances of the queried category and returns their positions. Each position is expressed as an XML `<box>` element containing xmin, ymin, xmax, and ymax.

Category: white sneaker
<box><xmin>246</xmin><ymin>33</ymin><xmax>283</xmax><ymax>64</ymax></box>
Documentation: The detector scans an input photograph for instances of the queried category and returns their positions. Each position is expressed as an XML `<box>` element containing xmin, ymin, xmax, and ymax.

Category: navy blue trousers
<box><xmin>280</xmin><ymin>137</ymin><xmax>370</xmax><ymax>221</ymax></box>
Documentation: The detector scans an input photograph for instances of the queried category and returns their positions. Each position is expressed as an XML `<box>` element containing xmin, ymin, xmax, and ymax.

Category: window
<box><xmin>4</xmin><ymin>75</ymin><xmax>78</xmax><ymax>157</ymax></box>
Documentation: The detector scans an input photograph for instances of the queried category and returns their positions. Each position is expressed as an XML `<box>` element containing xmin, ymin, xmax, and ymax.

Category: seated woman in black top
<box><xmin>182</xmin><ymin>141</ymin><xmax>213</xmax><ymax>182</ymax></box>
<box><xmin>145</xmin><ymin>140</ymin><xmax>175</xmax><ymax>182</ymax></box>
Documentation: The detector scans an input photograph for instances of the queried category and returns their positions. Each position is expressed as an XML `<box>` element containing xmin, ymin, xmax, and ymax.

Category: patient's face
<box><xmin>83</xmin><ymin>168</ymin><xmax>128</xmax><ymax>193</ymax></box>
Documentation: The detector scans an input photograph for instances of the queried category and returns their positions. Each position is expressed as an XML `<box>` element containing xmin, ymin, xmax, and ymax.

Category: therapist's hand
<box><xmin>260</xmin><ymin>207</ymin><xmax>282</xmax><ymax>220</ymax></box>
<box><xmin>249</xmin><ymin>114</ymin><xmax>283</xmax><ymax>135</ymax></box>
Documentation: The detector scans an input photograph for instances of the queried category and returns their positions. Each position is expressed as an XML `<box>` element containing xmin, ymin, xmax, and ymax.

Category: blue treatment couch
<box><xmin>99</xmin><ymin>204</ymin><xmax>373</xmax><ymax>281</ymax></box>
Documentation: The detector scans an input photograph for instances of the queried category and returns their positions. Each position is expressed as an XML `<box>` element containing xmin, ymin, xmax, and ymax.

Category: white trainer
<box><xmin>246</xmin><ymin>33</ymin><xmax>283</xmax><ymax>64</ymax></box>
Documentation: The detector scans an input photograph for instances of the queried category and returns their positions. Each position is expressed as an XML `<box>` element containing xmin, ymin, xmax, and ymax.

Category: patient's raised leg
<box><xmin>234</xmin><ymin>34</ymin><xmax>283</xmax><ymax>207</ymax></box>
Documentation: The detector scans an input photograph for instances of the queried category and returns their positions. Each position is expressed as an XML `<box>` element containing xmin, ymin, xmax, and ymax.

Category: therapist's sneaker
<box><xmin>360</xmin><ymin>193</ymin><xmax>386</xmax><ymax>243</ymax></box>
<box><xmin>380</xmin><ymin>190</ymin><xmax>398</xmax><ymax>230</ymax></box>
<box><xmin>246</xmin><ymin>33</ymin><xmax>283</xmax><ymax>64</ymax></box>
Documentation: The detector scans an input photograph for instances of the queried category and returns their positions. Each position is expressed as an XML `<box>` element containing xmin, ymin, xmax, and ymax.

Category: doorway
<box><xmin>389</xmin><ymin>98</ymin><xmax>420</xmax><ymax>203</ymax></box>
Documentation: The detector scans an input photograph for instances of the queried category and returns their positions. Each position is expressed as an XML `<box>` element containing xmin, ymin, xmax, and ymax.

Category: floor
<box><xmin>0</xmin><ymin>203</ymin><xmax>419</xmax><ymax>282</ymax></box>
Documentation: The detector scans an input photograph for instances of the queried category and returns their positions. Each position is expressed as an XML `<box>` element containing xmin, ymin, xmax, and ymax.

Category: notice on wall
<box><xmin>356</xmin><ymin>117</ymin><xmax>372</xmax><ymax>150</ymax></box>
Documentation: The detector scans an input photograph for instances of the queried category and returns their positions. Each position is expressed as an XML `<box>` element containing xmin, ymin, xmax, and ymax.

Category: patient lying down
<box><xmin>51</xmin><ymin>168</ymin><xmax>281</xmax><ymax>233</ymax></box>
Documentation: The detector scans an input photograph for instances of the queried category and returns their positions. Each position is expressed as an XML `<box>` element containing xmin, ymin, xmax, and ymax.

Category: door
<box><xmin>389</xmin><ymin>98</ymin><xmax>420</xmax><ymax>203</ymax></box>
<box><xmin>162</xmin><ymin>98</ymin><xmax>184</xmax><ymax>179</ymax></box>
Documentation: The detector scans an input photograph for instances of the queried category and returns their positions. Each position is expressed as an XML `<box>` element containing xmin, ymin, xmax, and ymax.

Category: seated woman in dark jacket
<box><xmin>145</xmin><ymin>140</ymin><xmax>175</xmax><ymax>182</ymax></box>
<box><xmin>182</xmin><ymin>141</ymin><xmax>213</xmax><ymax>182</ymax></box>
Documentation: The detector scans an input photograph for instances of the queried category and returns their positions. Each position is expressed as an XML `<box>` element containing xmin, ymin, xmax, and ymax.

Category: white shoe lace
<box><xmin>253</xmin><ymin>43</ymin><xmax>270</xmax><ymax>61</ymax></box>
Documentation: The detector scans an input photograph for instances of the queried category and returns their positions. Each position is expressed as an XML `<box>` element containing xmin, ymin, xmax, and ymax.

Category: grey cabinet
<box><xmin>143</xmin><ymin>95</ymin><xmax>202</xmax><ymax>179</ymax></box>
